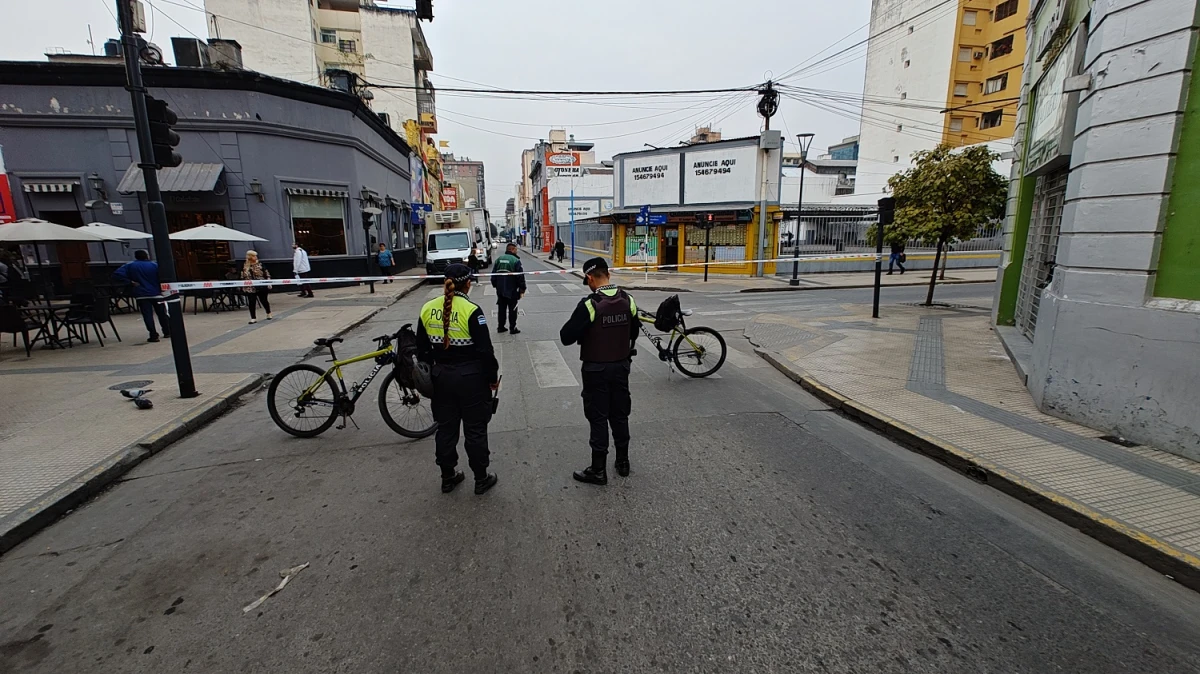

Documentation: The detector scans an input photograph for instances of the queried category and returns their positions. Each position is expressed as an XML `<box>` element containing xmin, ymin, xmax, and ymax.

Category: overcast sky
<box><xmin>1</xmin><ymin>0</ymin><xmax>872</xmax><ymax>210</ymax></box>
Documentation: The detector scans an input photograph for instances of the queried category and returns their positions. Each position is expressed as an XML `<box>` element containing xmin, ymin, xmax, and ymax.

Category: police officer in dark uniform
<box><xmin>417</xmin><ymin>263</ymin><xmax>500</xmax><ymax>495</ymax></box>
<box><xmin>560</xmin><ymin>257</ymin><xmax>639</xmax><ymax>485</ymax></box>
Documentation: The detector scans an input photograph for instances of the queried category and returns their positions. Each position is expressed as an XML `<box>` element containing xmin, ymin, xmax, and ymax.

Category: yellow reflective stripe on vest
<box><xmin>585</xmin><ymin>287</ymin><xmax>636</xmax><ymax>322</ymax></box>
<box><xmin>420</xmin><ymin>294</ymin><xmax>476</xmax><ymax>345</ymax></box>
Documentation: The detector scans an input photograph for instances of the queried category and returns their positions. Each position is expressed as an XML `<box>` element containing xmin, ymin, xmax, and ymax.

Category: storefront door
<box><xmin>168</xmin><ymin>211</ymin><xmax>230</xmax><ymax>281</ymax></box>
<box><xmin>39</xmin><ymin>210</ymin><xmax>90</xmax><ymax>286</ymax></box>
<box><xmin>1015</xmin><ymin>170</ymin><xmax>1068</xmax><ymax>338</ymax></box>
<box><xmin>661</xmin><ymin>227</ymin><xmax>679</xmax><ymax>269</ymax></box>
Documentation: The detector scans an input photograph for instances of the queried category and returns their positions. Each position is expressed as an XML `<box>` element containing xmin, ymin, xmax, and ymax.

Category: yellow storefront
<box><xmin>610</xmin><ymin>134</ymin><xmax>784</xmax><ymax>276</ymax></box>
<box><xmin>609</xmin><ymin>205</ymin><xmax>782</xmax><ymax>276</ymax></box>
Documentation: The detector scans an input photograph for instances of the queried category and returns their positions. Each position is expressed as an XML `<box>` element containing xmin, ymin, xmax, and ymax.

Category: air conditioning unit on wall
<box><xmin>973</xmin><ymin>51</ymin><xmax>985</xmax><ymax>59</ymax></box>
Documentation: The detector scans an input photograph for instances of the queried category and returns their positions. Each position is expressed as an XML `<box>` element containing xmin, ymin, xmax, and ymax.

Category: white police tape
<box><xmin>159</xmin><ymin>252</ymin><xmax>883</xmax><ymax>292</ymax></box>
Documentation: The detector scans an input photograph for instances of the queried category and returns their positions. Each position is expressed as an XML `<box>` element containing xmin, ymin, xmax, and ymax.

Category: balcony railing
<box><xmin>417</xmin><ymin>88</ymin><xmax>436</xmax><ymax>133</ymax></box>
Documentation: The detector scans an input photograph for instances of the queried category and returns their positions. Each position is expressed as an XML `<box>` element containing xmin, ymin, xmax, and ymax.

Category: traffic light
<box><xmin>695</xmin><ymin>212</ymin><xmax>715</xmax><ymax>228</ymax></box>
<box><xmin>145</xmin><ymin>95</ymin><xmax>182</xmax><ymax>168</ymax></box>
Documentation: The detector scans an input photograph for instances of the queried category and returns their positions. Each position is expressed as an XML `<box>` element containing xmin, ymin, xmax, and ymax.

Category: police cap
<box><xmin>582</xmin><ymin>257</ymin><xmax>609</xmax><ymax>279</ymax></box>
<box><xmin>444</xmin><ymin>263</ymin><xmax>472</xmax><ymax>283</ymax></box>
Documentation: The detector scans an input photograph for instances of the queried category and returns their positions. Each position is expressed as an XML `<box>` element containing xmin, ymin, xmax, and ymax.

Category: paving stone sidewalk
<box><xmin>0</xmin><ymin>279</ymin><xmax>424</xmax><ymax>553</ymax></box>
<box><xmin>748</xmin><ymin>299</ymin><xmax>1200</xmax><ymax>590</ymax></box>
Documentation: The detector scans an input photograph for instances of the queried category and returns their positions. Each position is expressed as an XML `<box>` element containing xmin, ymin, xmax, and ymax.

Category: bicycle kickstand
<box><xmin>336</xmin><ymin>413</ymin><xmax>361</xmax><ymax>431</ymax></box>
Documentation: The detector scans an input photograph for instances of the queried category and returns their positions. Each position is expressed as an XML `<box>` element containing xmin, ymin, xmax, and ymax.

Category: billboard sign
<box><xmin>554</xmin><ymin>199</ymin><xmax>601</xmax><ymax>223</ymax></box>
<box><xmin>441</xmin><ymin>186</ymin><xmax>459</xmax><ymax>210</ymax></box>
<box><xmin>545</xmin><ymin>152</ymin><xmax>580</xmax><ymax>167</ymax></box>
<box><xmin>683</xmin><ymin>144</ymin><xmax>759</xmax><ymax>205</ymax></box>
<box><xmin>621</xmin><ymin>153</ymin><xmax>680</xmax><ymax>207</ymax></box>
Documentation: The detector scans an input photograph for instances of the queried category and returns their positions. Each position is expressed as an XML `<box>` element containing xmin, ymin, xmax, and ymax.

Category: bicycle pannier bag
<box><xmin>654</xmin><ymin>295</ymin><xmax>682</xmax><ymax>332</ymax></box>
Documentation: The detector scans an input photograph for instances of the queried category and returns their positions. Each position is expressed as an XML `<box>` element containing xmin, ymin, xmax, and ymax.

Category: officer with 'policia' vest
<box><xmin>417</xmin><ymin>263</ymin><xmax>500</xmax><ymax>495</ymax></box>
<box><xmin>559</xmin><ymin>257</ymin><xmax>639</xmax><ymax>485</ymax></box>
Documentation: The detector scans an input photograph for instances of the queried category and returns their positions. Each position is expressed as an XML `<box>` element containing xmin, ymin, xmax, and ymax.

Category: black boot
<box><xmin>614</xmin><ymin>451</ymin><xmax>630</xmax><ymax>477</ymax></box>
<box><xmin>573</xmin><ymin>453</ymin><xmax>608</xmax><ymax>485</ymax></box>
<box><xmin>441</xmin><ymin>471</ymin><xmax>465</xmax><ymax>493</ymax></box>
<box><xmin>475</xmin><ymin>472</ymin><xmax>498</xmax><ymax>495</ymax></box>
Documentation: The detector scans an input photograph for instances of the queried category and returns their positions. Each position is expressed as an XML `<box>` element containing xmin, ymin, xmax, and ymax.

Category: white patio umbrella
<box><xmin>81</xmin><ymin>222</ymin><xmax>154</xmax><ymax>267</ymax></box>
<box><xmin>168</xmin><ymin>223</ymin><xmax>267</xmax><ymax>242</ymax></box>
<box><xmin>0</xmin><ymin>218</ymin><xmax>122</xmax><ymax>284</ymax></box>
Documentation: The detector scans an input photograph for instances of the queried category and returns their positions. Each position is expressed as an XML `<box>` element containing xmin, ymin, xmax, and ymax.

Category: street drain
<box><xmin>1099</xmin><ymin>435</ymin><xmax>1139</xmax><ymax>447</ymax></box>
<box><xmin>108</xmin><ymin>380</ymin><xmax>154</xmax><ymax>391</ymax></box>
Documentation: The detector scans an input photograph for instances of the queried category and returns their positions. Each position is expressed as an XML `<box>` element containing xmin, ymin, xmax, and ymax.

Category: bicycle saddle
<box><xmin>313</xmin><ymin>337</ymin><xmax>344</xmax><ymax>347</ymax></box>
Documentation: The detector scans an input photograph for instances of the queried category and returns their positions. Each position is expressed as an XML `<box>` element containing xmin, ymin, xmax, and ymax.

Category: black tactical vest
<box><xmin>580</xmin><ymin>289</ymin><xmax>633</xmax><ymax>363</ymax></box>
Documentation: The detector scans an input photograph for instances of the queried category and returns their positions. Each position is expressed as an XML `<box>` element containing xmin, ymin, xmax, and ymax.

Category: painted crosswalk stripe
<box><xmin>561</xmin><ymin>283</ymin><xmax>581</xmax><ymax>294</ymax></box>
<box><xmin>527</xmin><ymin>341</ymin><xmax>578</xmax><ymax>388</ymax></box>
<box><xmin>537</xmin><ymin>284</ymin><xmax>558</xmax><ymax>294</ymax></box>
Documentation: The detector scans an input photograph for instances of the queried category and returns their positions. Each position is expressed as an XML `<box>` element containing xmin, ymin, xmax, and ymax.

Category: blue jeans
<box><xmin>888</xmin><ymin>253</ymin><xmax>905</xmax><ymax>272</ymax></box>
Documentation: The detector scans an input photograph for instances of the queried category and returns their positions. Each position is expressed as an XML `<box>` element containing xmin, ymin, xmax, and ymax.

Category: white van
<box><xmin>425</xmin><ymin>228</ymin><xmax>474</xmax><ymax>276</ymax></box>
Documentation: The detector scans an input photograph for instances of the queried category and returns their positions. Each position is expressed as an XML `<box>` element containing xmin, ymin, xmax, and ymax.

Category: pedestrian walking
<box><xmin>242</xmin><ymin>250</ymin><xmax>273</xmax><ymax>324</ymax></box>
<box><xmin>292</xmin><ymin>242</ymin><xmax>313</xmax><ymax>297</ymax></box>
<box><xmin>112</xmin><ymin>249</ymin><xmax>170</xmax><ymax>342</ymax></box>
<box><xmin>490</xmin><ymin>242</ymin><xmax>526</xmax><ymax>334</ymax></box>
<box><xmin>554</xmin><ymin>240</ymin><xmax>565</xmax><ymax>263</ymax></box>
<box><xmin>467</xmin><ymin>248</ymin><xmax>483</xmax><ymax>273</ymax></box>
<box><xmin>417</xmin><ymin>262</ymin><xmax>500</xmax><ymax>495</ymax></box>
<box><xmin>376</xmin><ymin>243</ymin><xmax>395</xmax><ymax>283</ymax></box>
<box><xmin>560</xmin><ymin>257</ymin><xmax>639</xmax><ymax>485</ymax></box>
<box><xmin>888</xmin><ymin>242</ymin><xmax>906</xmax><ymax>275</ymax></box>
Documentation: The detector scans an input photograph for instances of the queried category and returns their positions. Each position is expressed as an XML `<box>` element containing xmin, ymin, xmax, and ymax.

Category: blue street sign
<box><xmin>638</xmin><ymin>205</ymin><xmax>650</xmax><ymax>218</ymax></box>
<box><xmin>648</xmin><ymin>214</ymin><xmax>667</xmax><ymax>225</ymax></box>
<box><xmin>413</xmin><ymin>202</ymin><xmax>432</xmax><ymax>212</ymax></box>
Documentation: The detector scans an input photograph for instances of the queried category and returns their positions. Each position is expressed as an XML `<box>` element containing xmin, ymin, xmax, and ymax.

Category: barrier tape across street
<box><xmin>159</xmin><ymin>252</ymin><xmax>884</xmax><ymax>293</ymax></box>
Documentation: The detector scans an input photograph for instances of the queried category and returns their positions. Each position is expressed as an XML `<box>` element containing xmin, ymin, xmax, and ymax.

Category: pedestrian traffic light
<box><xmin>145</xmin><ymin>95</ymin><xmax>182</xmax><ymax>168</ymax></box>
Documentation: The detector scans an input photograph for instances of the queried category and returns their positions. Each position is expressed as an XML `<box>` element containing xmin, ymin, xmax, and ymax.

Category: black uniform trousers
<box><xmin>496</xmin><ymin>296</ymin><xmax>519</xmax><ymax>330</ymax></box>
<box><xmin>580</xmin><ymin>361</ymin><xmax>632</xmax><ymax>459</ymax></box>
<box><xmin>431</xmin><ymin>362</ymin><xmax>492</xmax><ymax>479</ymax></box>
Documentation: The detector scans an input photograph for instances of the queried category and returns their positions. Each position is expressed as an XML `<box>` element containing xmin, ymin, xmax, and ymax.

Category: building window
<box><xmin>984</xmin><ymin>72</ymin><xmax>1009</xmax><ymax>94</ymax></box>
<box><xmin>980</xmin><ymin>109</ymin><xmax>1004</xmax><ymax>129</ymax></box>
<box><xmin>904</xmin><ymin>60</ymin><xmax>911</xmax><ymax>68</ymax></box>
<box><xmin>900</xmin><ymin>92</ymin><xmax>907</xmax><ymax>100</ymax></box>
<box><xmin>995</xmin><ymin>0</ymin><xmax>1019</xmax><ymax>21</ymax></box>
<box><xmin>290</xmin><ymin>195</ymin><xmax>348</xmax><ymax>256</ymax></box>
<box><xmin>377</xmin><ymin>112</ymin><xmax>391</xmax><ymax>127</ymax></box>
<box><xmin>320</xmin><ymin>29</ymin><xmax>336</xmax><ymax>44</ymax></box>
<box><xmin>990</xmin><ymin>35</ymin><xmax>1014</xmax><ymax>59</ymax></box>
<box><xmin>953</xmin><ymin>82</ymin><xmax>969</xmax><ymax>96</ymax></box>
<box><xmin>958</xmin><ymin>47</ymin><xmax>973</xmax><ymax>62</ymax></box>
<box><xmin>897</xmin><ymin>124</ymin><xmax>904</xmax><ymax>132</ymax></box>
<box><xmin>949</xmin><ymin>118</ymin><xmax>964</xmax><ymax>132</ymax></box>
<box><xmin>963</xmin><ymin>10</ymin><xmax>977</xmax><ymax>25</ymax></box>
<box><xmin>338</xmin><ymin>39</ymin><xmax>356</xmax><ymax>54</ymax></box>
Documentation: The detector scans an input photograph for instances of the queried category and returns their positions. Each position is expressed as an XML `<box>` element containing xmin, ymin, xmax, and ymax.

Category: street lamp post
<box><xmin>789</xmin><ymin>133</ymin><xmax>816</xmax><ymax>286</ymax></box>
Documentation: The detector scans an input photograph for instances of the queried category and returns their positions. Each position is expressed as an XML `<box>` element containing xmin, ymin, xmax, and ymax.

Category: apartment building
<box><xmin>851</xmin><ymin>0</ymin><xmax>1028</xmax><ymax>199</ymax></box>
<box><xmin>202</xmin><ymin>0</ymin><xmax>436</xmax><ymax>133</ymax></box>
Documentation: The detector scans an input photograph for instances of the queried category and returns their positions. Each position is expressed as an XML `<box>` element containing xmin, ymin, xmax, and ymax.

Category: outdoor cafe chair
<box><xmin>0</xmin><ymin>303</ymin><xmax>40</xmax><ymax>357</ymax></box>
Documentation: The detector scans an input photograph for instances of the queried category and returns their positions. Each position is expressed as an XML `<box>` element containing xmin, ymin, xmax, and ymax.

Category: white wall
<box><xmin>361</xmin><ymin>9</ymin><xmax>418</xmax><ymax>126</ymax></box>
<box><xmin>852</xmin><ymin>0</ymin><xmax>957</xmax><ymax>199</ymax></box>
<box><xmin>205</xmin><ymin>0</ymin><xmax>319</xmax><ymax>84</ymax></box>
<box><xmin>548</xmin><ymin>172</ymin><xmax>612</xmax><ymax>199</ymax></box>
<box><xmin>781</xmin><ymin>168</ymin><xmax>843</xmax><ymax>205</ymax></box>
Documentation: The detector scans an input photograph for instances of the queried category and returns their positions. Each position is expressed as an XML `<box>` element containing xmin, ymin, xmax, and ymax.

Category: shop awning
<box><xmin>117</xmin><ymin>163</ymin><xmax>224</xmax><ymax>193</ymax></box>
<box><xmin>286</xmin><ymin>187</ymin><xmax>349</xmax><ymax>198</ymax></box>
<box><xmin>22</xmin><ymin>180</ymin><xmax>79</xmax><ymax>193</ymax></box>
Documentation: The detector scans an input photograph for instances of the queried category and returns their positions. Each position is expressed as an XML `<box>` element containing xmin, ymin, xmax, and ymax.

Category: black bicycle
<box><xmin>637</xmin><ymin>296</ymin><xmax>727</xmax><ymax>378</ymax></box>
<box><xmin>267</xmin><ymin>325</ymin><xmax>436</xmax><ymax>439</ymax></box>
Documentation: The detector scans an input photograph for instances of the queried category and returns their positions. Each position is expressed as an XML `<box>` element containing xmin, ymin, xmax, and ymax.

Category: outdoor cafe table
<box><xmin>21</xmin><ymin>302</ymin><xmax>83</xmax><ymax>350</ymax></box>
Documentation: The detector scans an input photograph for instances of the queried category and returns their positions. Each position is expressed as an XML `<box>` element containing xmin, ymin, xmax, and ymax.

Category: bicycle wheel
<box><xmin>671</xmin><ymin>327</ymin><xmax>727</xmax><ymax>378</ymax></box>
<box><xmin>378</xmin><ymin>370</ymin><xmax>437</xmax><ymax>439</ymax></box>
<box><xmin>268</xmin><ymin>364</ymin><xmax>339</xmax><ymax>437</ymax></box>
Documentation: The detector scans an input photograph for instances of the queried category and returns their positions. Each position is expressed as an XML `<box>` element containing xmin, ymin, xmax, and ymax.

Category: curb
<box><xmin>755</xmin><ymin>348</ymin><xmax>1200</xmax><ymax>593</ymax></box>
<box><xmin>738</xmin><ymin>278</ymin><xmax>995</xmax><ymax>293</ymax></box>
<box><xmin>0</xmin><ymin>374</ymin><xmax>265</xmax><ymax>556</ymax></box>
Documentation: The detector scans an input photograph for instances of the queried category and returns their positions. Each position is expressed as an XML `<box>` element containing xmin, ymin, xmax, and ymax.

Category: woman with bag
<box><xmin>241</xmin><ymin>250</ymin><xmax>273</xmax><ymax>324</ymax></box>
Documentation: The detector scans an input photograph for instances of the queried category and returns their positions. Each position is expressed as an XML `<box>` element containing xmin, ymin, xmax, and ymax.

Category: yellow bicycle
<box><xmin>637</xmin><ymin>296</ymin><xmax>726</xmax><ymax>378</ymax></box>
<box><xmin>267</xmin><ymin>325</ymin><xmax>436</xmax><ymax>438</ymax></box>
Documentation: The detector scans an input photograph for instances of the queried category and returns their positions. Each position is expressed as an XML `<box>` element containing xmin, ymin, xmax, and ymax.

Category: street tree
<box><xmin>885</xmin><ymin>144</ymin><xmax>1007</xmax><ymax>305</ymax></box>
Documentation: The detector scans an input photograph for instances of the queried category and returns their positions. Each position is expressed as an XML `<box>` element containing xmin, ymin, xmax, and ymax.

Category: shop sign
<box><xmin>1026</xmin><ymin>27</ymin><xmax>1087</xmax><ymax>175</ymax></box>
<box><xmin>109</xmin><ymin>202</ymin><xmax>125</xmax><ymax>215</ymax></box>
<box><xmin>625</xmin><ymin>235</ymin><xmax>658</xmax><ymax>263</ymax></box>
<box><xmin>441</xmin><ymin>186</ymin><xmax>459</xmax><ymax>210</ymax></box>
<box><xmin>546</xmin><ymin>152</ymin><xmax>580</xmax><ymax>167</ymax></box>
<box><xmin>683</xmin><ymin>144</ymin><xmax>759</xmax><ymax>205</ymax></box>
<box><xmin>554</xmin><ymin>199</ymin><xmax>601</xmax><ymax>223</ymax></box>
<box><xmin>0</xmin><ymin>146</ymin><xmax>14</xmax><ymax>224</ymax></box>
<box><xmin>552</xmin><ymin>166</ymin><xmax>582</xmax><ymax>178</ymax></box>
<box><xmin>621</xmin><ymin>153</ymin><xmax>680</xmax><ymax>207</ymax></box>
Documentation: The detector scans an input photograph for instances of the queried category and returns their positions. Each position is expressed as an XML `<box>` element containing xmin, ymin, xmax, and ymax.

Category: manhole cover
<box><xmin>108</xmin><ymin>380</ymin><xmax>154</xmax><ymax>391</ymax></box>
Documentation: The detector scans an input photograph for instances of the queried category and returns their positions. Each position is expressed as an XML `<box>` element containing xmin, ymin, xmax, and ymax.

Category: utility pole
<box><xmin>117</xmin><ymin>0</ymin><xmax>198</xmax><ymax>398</ymax></box>
<box><xmin>873</xmin><ymin>197</ymin><xmax>894</xmax><ymax>319</ymax></box>
<box><xmin>755</xmin><ymin>82</ymin><xmax>779</xmax><ymax>278</ymax></box>
<box><xmin>789</xmin><ymin>133</ymin><xmax>815</xmax><ymax>286</ymax></box>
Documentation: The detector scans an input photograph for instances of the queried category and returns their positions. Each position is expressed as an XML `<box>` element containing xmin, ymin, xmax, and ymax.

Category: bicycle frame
<box><xmin>637</xmin><ymin>313</ymin><xmax>687</xmax><ymax>362</ymax></box>
<box><xmin>303</xmin><ymin>345</ymin><xmax>394</xmax><ymax>404</ymax></box>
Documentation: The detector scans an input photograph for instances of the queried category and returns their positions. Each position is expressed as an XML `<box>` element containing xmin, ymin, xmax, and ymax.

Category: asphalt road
<box><xmin>2</xmin><ymin>254</ymin><xmax>1199</xmax><ymax>674</ymax></box>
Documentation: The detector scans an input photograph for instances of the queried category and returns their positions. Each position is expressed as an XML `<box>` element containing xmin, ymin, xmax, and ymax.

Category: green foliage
<box><xmin>885</xmin><ymin>144</ymin><xmax>1008</xmax><ymax>245</ymax></box>
<box><xmin>865</xmin><ymin>223</ymin><xmax>909</xmax><ymax>247</ymax></box>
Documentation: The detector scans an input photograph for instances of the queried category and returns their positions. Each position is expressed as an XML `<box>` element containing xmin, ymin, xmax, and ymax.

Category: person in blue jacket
<box><xmin>113</xmin><ymin>249</ymin><xmax>170</xmax><ymax>342</ymax></box>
